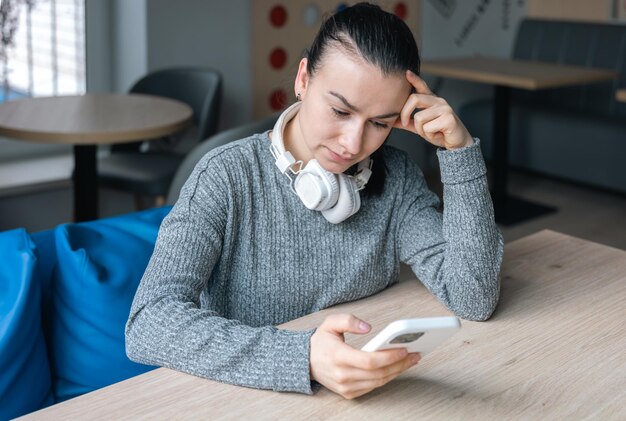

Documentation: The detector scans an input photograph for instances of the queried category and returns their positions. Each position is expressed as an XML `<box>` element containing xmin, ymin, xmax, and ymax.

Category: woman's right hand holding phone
<box><xmin>309</xmin><ymin>313</ymin><xmax>421</xmax><ymax>399</ymax></box>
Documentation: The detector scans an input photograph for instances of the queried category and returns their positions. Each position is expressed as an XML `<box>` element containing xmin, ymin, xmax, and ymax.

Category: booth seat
<box><xmin>0</xmin><ymin>207</ymin><xmax>171</xmax><ymax>420</ymax></box>
<box><xmin>460</xmin><ymin>18</ymin><xmax>626</xmax><ymax>194</ymax></box>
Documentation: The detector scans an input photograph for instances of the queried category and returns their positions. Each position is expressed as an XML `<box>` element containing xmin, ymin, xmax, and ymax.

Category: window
<box><xmin>0</xmin><ymin>0</ymin><xmax>85</xmax><ymax>103</ymax></box>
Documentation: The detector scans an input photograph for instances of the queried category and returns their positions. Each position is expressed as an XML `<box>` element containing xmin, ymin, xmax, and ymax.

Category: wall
<box><xmin>112</xmin><ymin>0</ymin><xmax>148</xmax><ymax>93</ymax></box>
<box><xmin>421</xmin><ymin>0</ymin><xmax>528</xmax><ymax>109</ymax></box>
<box><xmin>85</xmin><ymin>0</ymin><xmax>113</xmax><ymax>92</ymax></box>
<box><xmin>146</xmin><ymin>0</ymin><xmax>251</xmax><ymax>131</ymax></box>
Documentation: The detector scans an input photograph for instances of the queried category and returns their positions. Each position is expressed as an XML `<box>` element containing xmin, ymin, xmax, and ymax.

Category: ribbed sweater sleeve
<box><xmin>125</xmin><ymin>151</ymin><xmax>316</xmax><ymax>394</ymax></box>
<box><xmin>397</xmin><ymin>139</ymin><xmax>504</xmax><ymax>321</ymax></box>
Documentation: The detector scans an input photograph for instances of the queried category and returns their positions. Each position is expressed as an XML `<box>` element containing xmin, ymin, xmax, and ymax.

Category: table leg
<box><xmin>73</xmin><ymin>144</ymin><xmax>98</xmax><ymax>222</ymax></box>
<box><xmin>491</xmin><ymin>85</ymin><xmax>556</xmax><ymax>226</ymax></box>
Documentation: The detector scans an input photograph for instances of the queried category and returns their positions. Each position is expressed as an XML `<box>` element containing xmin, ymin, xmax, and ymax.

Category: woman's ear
<box><xmin>294</xmin><ymin>58</ymin><xmax>309</xmax><ymax>100</ymax></box>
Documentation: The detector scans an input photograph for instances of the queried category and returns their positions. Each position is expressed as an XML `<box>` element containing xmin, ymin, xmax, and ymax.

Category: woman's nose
<box><xmin>339</xmin><ymin>123</ymin><xmax>364</xmax><ymax>155</ymax></box>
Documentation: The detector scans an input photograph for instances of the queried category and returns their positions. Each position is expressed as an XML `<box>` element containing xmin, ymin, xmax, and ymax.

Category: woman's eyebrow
<box><xmin>374</xmin><ymin>111</ymin><xmax>401</xmax><ymax>119</ymax></box>
<box><xmin>329</xmin><ymin>91</ymin><xmax>359</xmax><ymax>111</ymax></box>
<box><xmin>328</xmin><ymin>91</ymin><xmax>400</xmax><ymax>119</ymax></box>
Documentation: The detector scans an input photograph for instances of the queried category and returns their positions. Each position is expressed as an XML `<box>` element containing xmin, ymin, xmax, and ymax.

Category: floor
<box><xmin>497</xmin><ymin>172</ymin><xmax>625</xmax><ymax>250</ymax></box>
<box><xmin>0</xmin><ymin>163</ymin><xmax>624</xmax><ymax>250</ymax></box>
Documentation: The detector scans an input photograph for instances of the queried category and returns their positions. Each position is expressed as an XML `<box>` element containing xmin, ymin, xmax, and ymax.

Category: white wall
<box><xmin>421</xmin><ymin>0</ymin><xmax>528</xmax><ymax>109</ymax></box>
<box><xmin>85</xmin><ymin>0</ymin><xmax>113</xmax><ymax>92</ymax></box>
<box><xmin>422</xmin><ymin>0</ymin><xmax>527</xmax><ymax>59</ymax></box>
<box><xmin>112</xmin><ymin>0</ymin><xmax>148</xmax><ymax>93</ymax></box>
<box><xmin>146</xmin><ymin>0</ymin><xmax>251</xmax><ymax>130</ymax></box>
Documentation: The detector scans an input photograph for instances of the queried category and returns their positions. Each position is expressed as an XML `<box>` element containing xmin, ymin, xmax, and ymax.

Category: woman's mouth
<box><xmin>327</xmin><ymin>148</ymin><xmax>353</xmax><ymax>164</ymax></box>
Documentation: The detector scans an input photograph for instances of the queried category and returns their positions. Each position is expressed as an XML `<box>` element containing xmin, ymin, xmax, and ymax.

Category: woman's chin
<box><xmin>317</xmin><ymin>159</ymin><xmax>352</xmax><ymax>174</ymax></box>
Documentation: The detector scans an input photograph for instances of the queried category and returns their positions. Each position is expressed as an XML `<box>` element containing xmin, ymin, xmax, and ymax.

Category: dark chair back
<box><xmin>113</xmin><ymin>68</ymin><xmax>222</xmax><ymax>153</ymax></box>
<box><xmin>512</xmin><ymin>19</ymin><xmax>626</xmax><ymax>118</ymax></box>
<box><xmin>167</xmin><ymin>113</ymin><xmax>279</xmax><ymax>205</ymax></box>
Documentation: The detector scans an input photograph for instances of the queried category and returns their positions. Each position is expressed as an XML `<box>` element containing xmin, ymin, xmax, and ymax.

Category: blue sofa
<box><xmin>460</xmin><ymin>18</ymin><xmax>626</xmax><ymax>194</ymax></box>
<box><xmin>0</xmin><ymin>207</ymin><xmax>171</xmax><ymax>420</ymax></box>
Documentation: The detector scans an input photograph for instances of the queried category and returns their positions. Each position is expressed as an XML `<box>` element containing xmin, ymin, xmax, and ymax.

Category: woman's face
<box><xmin>287</xmin><ymin>48</ymin><xmax>412</xmax><ymax>174</ymax></box>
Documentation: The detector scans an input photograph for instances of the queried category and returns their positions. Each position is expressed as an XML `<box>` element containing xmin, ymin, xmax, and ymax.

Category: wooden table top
<box><xmin>0</xmin><ymin>93</ymin><xmax>193</xmax><ymax>145</ymax></box>
<box><xmin>21</xmin><ymin>230</ymin><xmax>626</xmax><ymax>420</ymax></box>
<box><xmin>421</xmin><ymin>56</ymin><xmax>617</xmax><ymax>90</ymax></box>
<box><xmin>617</xmin><ymin>89</ymin><xmax>626</xmax><ymax>103</ymax></box>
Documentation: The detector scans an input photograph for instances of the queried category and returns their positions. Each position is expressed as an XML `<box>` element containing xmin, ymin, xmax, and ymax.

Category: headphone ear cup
<box><xmin>322</xmin><ymin>174</ymin><xmax>361</xmax><ymax>224</ymax></box>
<box><xmin>294</xmin><ymin>160</ymin><xmax>339</xmax><ymax>210</ymax></box>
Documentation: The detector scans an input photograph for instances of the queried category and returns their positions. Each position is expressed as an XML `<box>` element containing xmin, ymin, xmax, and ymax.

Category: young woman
<box><xmin>126</xmin><ymin>3</ymin><xmax>503</xmax><ymax>400</ymax></box>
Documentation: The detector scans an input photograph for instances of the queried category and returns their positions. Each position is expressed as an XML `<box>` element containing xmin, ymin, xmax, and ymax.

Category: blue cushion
<box><xmin>0</xmin><ymin>229</ymin><xmax>54</xmax><ymax>419</ymax></box>
<box><xmin>50</xmin><ymin>207</ymin><xmax>171</xmax><ymax>402</ymax></box>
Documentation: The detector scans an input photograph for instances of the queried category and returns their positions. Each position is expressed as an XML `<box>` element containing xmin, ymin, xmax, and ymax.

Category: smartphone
<box><xmin>361</xmin><ymin>316</ymin><xmax>461</xmax><ymax>355</ymax></box>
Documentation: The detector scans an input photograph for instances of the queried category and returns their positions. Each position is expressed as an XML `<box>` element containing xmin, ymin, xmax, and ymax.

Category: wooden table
<box><xmin>0</xmin><ymin>94</ymin><xmax>192</xmax><ymax>221</ymax></box>
<box><xmin>617</xmin><ymin>89</ymin><xmax>626</xmax><ymax>103</ymax></box>
<box><xmin>421</xmin><ymin>56</ymin><xmax>617</xmax><ymax>226</ymax></box>
<box><xmin>20</xmin><ymin>230</ymin><xmax>626</xmax><ymax>419</ymax></box>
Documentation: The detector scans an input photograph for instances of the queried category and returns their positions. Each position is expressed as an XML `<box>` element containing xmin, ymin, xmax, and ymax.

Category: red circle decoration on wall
<box><xmin>269</xmin><ymin>89</ymin><xmax>288</xmax><ymax>110</ymax></box>
<box><xmin>394</xmin><ymin>2</ymin><xmax>407</xmax><ymax>20</ymax></box>
<box><xmin>269</xmin><ymin>5</ymin><xmax>288</xmax><ymax>27</ymax></box>
<box><xmin>269</xmin><ymin>48</ymin><xmax>287</xmax><ymax>70</ymax></box>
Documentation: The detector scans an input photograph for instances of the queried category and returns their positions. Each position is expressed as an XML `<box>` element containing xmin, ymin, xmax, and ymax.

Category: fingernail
<box><xmin>359</xmin><ymin>321</ymin><xmax>370</xmax><ymax>332</ymax></box>
<box><xmin>398</xmin><ymin>349</ymin><xmax>408</xmax><ymax>358</ymax></box>
<box><xmin>411</xmin><ymin>354</ymin><xmax>421</xmax><ymax>364</ymax></box>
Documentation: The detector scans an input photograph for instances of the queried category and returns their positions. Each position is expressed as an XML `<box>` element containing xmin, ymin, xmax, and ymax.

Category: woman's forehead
<box><xmin>314</xmin><ymin>48</ymin><xmax>406</xmax><ymax>83</ymax></box>
<box><xmin>311</xmin><ymin>50</ymin><xmax>410</xmax><ymax>108</ymax></box>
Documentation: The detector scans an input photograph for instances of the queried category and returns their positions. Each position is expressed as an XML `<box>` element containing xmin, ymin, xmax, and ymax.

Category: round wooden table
<box><xmin>0</xmin><ymin>93</ymin><xmax>192</xmax><ymax>221</ymax></box>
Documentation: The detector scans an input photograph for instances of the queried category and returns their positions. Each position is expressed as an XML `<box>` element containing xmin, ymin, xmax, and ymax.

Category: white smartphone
<box><xmin>361</xmin><ymin>316</ymin><xmax>461</xmax><ymax>355</ymax></box>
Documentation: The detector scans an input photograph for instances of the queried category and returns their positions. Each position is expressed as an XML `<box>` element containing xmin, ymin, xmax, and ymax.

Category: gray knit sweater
<box><xmin>125</xmin><ymin>133</ymin><xmax>503</xmax><ymax>394</ymax></box>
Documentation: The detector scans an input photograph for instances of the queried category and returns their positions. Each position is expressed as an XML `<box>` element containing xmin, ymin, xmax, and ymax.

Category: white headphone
<box><xmin>270</xmin><ymin>101</ymin><xmax>372</xmax><ymax>224</ymax></box>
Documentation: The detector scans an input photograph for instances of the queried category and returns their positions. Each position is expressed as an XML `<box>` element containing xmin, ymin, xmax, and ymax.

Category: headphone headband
<box><xmin>269</xmin><ymin>102</ymin><xmax>301</xmax><ymax>175</ymax></box>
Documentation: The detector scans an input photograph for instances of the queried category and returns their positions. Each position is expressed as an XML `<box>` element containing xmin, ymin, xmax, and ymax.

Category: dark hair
<box><xmin>305</xmin><ymin>2</ymin><xmax>421</xmax><ymax>196</ymax></box>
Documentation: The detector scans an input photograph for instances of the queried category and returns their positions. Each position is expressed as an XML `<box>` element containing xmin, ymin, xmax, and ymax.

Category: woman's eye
<box><xmin>332</xmin><ymin>108</ymin><xmax>349</xmax><ymax>118</ymax></box>
<box><xmin>371</xmin><ymin>121</ymin><xmax>388</xmax><ymax>130</ymax></box>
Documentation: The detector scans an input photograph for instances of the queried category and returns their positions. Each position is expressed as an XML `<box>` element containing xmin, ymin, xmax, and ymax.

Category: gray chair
<box><xmin>98</xmin><ymin>67</ymin><xmax>222</xmax><ymax>205</ymax></box>
<box><xmin>166</xmin><ymin>113</ymin><xmax>279</xmax><ymax>205</ymax></box>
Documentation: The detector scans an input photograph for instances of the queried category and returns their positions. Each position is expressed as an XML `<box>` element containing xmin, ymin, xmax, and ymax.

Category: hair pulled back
<box><xmin>307</xmin><ymin>3</ymin><xmax>420</xmax><ymax>78</ymax></box>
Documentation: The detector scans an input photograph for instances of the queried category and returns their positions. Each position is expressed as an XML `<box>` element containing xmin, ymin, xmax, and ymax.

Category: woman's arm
<box><xmin>394</xmin><ymin>72</ymin><xmax>504</xmax><ymax>321</ymax></box>
<box><xmin>395</xmin><ymin>142</ymin><xmax>504</xmax><ymax>321</ymax></box>
<box><xmin>125</xmin><ymin>153</ymin><xmax>316</xmax><ymax>394</ymax></box>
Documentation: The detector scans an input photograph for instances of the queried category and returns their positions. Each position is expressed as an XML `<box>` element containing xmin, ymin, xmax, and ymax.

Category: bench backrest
<box><xmin>513</xmin><ymin>18</ymin><xmax>626</xmax><ymax>118</ymax></box>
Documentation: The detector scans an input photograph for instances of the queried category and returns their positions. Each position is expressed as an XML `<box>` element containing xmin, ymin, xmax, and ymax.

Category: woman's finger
<box><xmin>335</xmin><ymin>356</ymin><xmax>419</xmax><ymax>399</ymax></box>
<box><xmin>336</xmin><ymin>346</ymin><xmax>408</xmax><ymax>370</ymax></box>
<box><xmin>411</xmin><ymin>106</ymin><xmax>445</xmax><ymax>139</ymax></box>
<box><xmin>398</xmin><ymin>93</ymin><xmax>440</xmax><ymax>127</ymax></box>
<box><xmin>336</xmin><ymin>353</ymin><xmax>420</xmax><ymax>382</ymax></box>
<box><xmin>406</xmin><ymin>70</ymin><xmax>433</xmax><ymax>95</ymax></box>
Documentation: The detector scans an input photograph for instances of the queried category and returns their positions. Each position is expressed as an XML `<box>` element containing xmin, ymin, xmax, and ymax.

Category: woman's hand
<box><xmin>394</xmin><ymin>70</ymin><xmax>474</xmax><ymax>150</ymax></box>
<box><xmin>310</xmin><ymin>313</ymin><xmax>421</xmax><ymax>400</ymax></box>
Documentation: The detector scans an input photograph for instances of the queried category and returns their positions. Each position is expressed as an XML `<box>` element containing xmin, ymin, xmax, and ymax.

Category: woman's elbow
<box><xmin>124</xmin><ymin>308</ymin><xmax>151</xmax><ymax>363</ymax></box>
<box><xmin>448</xmin><ymin>282</ymin><xmax>500</xmax><ymax>322</ymax></box>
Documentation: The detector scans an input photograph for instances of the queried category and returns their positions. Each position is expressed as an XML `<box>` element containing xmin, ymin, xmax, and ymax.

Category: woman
<box><xmin>126</xmin><ymin>3</ymin><xmax>503</xmax><ymax>400</ymax></box>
